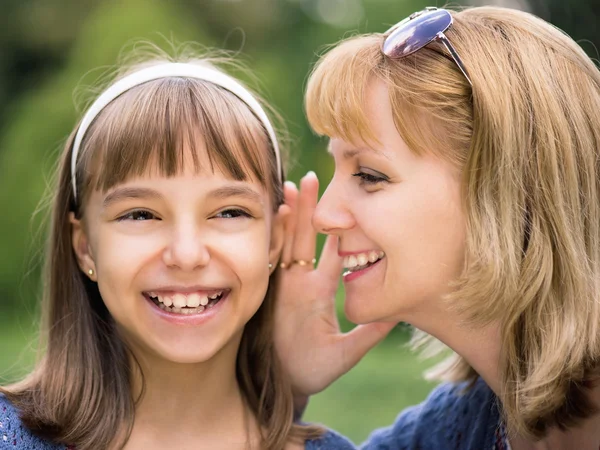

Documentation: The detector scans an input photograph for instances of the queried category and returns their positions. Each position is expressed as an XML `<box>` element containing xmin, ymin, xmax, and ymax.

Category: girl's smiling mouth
<box><xmin>142</xmin><ymin>288</ymin><xmax>230</xmax><ymax>316</ymax></box>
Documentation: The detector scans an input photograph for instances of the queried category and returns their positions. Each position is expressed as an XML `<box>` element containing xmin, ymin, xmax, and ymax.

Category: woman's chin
<box><xmin>344</xmin><ymin>298</ymin><xmax>382</xmax><ymax>324</ymax></box>
<box><xmin>344</xmin><ymin>292</ymin><xmax>409</xmax><ymax>325</ymax></box>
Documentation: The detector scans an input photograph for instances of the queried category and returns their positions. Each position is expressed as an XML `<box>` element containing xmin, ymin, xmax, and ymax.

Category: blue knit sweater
<box><xmin>1</xmin><ymin>379</ymin><xmax>502</xmax><ymax>449</ymax></box>
<box><xmin>0</xmin><ymin>394</ymin><xmax>355</xmax><ymax>450</ymax></box>
<box><xmin>359</xmin><ymin>378</ymin><xmax>502</xmax><ymax>450</ymax></box>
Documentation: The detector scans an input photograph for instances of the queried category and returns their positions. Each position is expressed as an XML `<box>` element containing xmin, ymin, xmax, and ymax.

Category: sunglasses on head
<box><xmin>381</xmin><ymin>7</ymin><xmax>472</xmax><ymax>86</ymax></box>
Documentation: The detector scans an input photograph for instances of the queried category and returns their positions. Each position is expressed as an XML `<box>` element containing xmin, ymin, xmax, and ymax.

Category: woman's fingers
<box><xmin>317</xmin><ymin>234</ymin><xmax>343</xmax><ymax>286</ymax></box>
<box><xmin>290</xmin><ymin>172</ymin><xmax>319</xmax><ymax>267</ymax></box>
<box><xmin>281</xmin><ymin>181</ymin><xmax>298</xmax><ymax>268</ymax></box>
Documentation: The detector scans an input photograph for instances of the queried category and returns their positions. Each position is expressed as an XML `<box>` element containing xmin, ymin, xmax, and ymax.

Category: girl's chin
<box><xmin>149</xmin><ymin>347</ymin><xmax>221</xmax><ymax>365</ymax></box>
<box><xmin>134</xmin><ymin>335</ymin><xmax>227</xmax><ymax>365</ymax></box>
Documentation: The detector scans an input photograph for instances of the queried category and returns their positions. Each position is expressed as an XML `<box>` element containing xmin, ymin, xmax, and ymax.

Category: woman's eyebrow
<box><xmin>327</xmin><ymin>144</ymin><xmax>388</xmax><ymax>160</ymax></box>
<box><xmin>102</xmin><ymin>187</ymin><xmax>163</xmax><ymax>208</ymax></box>
<box><xmin>208</xmin><ymin>185</ymin><xmax>264</xmax><ymax>205</ymax></box>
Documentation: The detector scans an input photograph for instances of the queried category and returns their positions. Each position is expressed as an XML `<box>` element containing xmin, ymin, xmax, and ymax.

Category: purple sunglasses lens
<box><xmin>382</xmin><ymin>9</ymin><xmax>453</xmax><ymax>58</ymax></box>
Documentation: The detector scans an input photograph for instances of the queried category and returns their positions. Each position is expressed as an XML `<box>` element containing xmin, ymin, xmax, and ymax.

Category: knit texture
<box><xmin>0</xmin><ymin>395</ymin><xmax>64</xmax><ymax>449</ymax></box>
<box><xmin>359</xmin><ymin>378</ymin><xmax>501</xmax><ymax>450</ymax></box>
<box><xmin>0</xmin><ymin>394</ymin><xmax>355</xmax><ymax>449</ymax></box>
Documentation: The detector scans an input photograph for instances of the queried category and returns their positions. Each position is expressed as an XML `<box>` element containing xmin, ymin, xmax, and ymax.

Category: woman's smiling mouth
<box><xmin>342</xmin><ymin>250</ymin><xmax>386</xmax><ymax>281</ymax></box>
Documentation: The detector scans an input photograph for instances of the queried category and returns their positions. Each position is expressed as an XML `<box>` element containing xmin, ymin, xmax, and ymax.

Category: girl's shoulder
<box><xmin>305</xmin><ymin>427</ymin><xmax>356</xmax><ymax>450</ymax></box>
<box><xmin>0</xmin><ymin>394</ymin><xmax>65</xmax><ymax>450</ymax></box>
<box><xmin>359</xmin><ymin>378</ymin><xmax>501</xmax><ymax>450</ymax></box>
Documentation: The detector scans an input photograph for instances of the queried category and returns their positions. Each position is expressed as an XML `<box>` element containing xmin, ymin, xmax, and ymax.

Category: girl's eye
<box><xmin>214</xmin><ymin>208</ymin><xmax>252</xmax><ymax>219</ymax></box>
<box><xmin>352</xmin><ymin>171</ymin><xmax>388</xmax><ymax>186</ymax></box>
<box><xmin>117</xmin><ymin>210</ymin><xmax>158</xmax><ymax>221</ymax></box>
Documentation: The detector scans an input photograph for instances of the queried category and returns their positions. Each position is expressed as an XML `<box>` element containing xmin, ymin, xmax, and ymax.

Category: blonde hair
<box><xmin>1</xmin><ymin>53</ymin><xmax>320</xmax><ymax>449</ymax></box>
<box><xmin>306</xmin><ymin>6</ymin><xmax>600</xmax><ymax>439</ymax></box>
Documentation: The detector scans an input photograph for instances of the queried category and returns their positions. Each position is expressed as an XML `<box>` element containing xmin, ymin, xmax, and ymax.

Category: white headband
<box><xmin>70</xmin><ymin>62</ymin><xmax>281</xmax><ymax>200</ymax></box>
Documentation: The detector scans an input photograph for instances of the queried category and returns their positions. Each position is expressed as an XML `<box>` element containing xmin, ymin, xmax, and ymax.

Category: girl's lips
<box><xmin>143</xmin><ymin>286</ymin><xmax>228</xmax><ymax>296</ymax></box>
<box><xmin>144</xmin><ymin>290</ymin><xmax>229</xmax><ymax>326</ymax></box>
<box><xmin>342</xmin><ymin>257</ymin><xmax>384</xmax><ymax>283</ymax></box>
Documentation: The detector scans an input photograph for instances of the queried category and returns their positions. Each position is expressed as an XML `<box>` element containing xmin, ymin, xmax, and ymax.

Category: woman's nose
<box><xmin>162</xmin><ymin>220</ymin><xmax>210</xmax><ymax>271</ymax></box>
<box><xmin>312</xmin><ymin>180</ymin><xmax>355</xmax><ymax>235</ymax></box>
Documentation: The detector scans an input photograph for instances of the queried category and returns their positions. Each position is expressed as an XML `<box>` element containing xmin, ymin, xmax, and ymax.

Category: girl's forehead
<box><xmin>102</xmin><ymin>150</ymin><xmax>267</xmax><ymax>193</ymax></box>
<box><xmin>87</xmin><ymin>131</ymin><xmax>268</xmax><ymax>194</ymax></box>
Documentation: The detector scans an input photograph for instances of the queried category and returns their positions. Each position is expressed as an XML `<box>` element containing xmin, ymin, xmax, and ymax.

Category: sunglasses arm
<box><xmin>437</xmin><ymin>32</ymin><xmax>473</xmax><ymax>86</ymax></box>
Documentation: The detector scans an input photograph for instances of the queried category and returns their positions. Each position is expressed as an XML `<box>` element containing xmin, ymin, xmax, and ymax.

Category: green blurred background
<box><xmin>0</xmin><ymin>0</ymin><xmax>598</xmax><ymax>444</ymax></box>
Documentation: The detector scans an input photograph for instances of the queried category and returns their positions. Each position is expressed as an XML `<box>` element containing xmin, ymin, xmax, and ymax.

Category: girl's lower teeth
<box><xmin>150</xmin><ymin>296</ymin><xmax>221</xmax><ymax>314</ymax></box>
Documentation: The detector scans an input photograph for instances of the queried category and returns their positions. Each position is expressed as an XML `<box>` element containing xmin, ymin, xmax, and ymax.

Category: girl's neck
<box><xmin>120</xmin><ymin>333</ymin><xmax>261</xmax><ymax>449</ymax></box>
<box><xmin>409</xmin><ymin>306</ymin><xmax>600</xmax><ymax>450</ymax></box>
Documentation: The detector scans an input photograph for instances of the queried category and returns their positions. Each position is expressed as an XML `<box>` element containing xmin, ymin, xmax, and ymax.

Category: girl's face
<box><xmin>313</xmin><ymin>80</ymin><xmax>467</xmax><ymax>325</ymax></box>
<box><xmin>71</xmin><ymin>146</ymin><xmax>284</xmax><ymax>365</ymax></box>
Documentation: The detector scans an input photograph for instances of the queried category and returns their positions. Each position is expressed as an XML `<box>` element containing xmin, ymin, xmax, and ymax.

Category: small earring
<box><xmin>268</xmin><ymin>263</ymin><xmax>273</xmax><ymax>269</ymax></box>
<box><xmin>88</xmin><ymin>268</ymin><xmax>94</xmax><ymax>277</ymax></box>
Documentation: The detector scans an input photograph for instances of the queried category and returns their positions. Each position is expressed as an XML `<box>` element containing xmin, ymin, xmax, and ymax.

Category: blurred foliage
<box><xmin>531</xmin><ymin>0</ymin><xmax>600</xmax><ymax>59</ymax></box>
<box><xmin>0</xmin><ymin>0</ymin><xmax>598</xmax><ymax>314</ymax></box>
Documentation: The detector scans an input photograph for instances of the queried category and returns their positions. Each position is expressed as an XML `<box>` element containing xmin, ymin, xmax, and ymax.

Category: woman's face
<box><xmin>71</xmin><ymin>146</ymin><xmax>283</xmax><ymax>365</ymax></box>
<box><xmin>313</xmin><ymin>80</ymin><xmax>467</xmax><ymax>324</ymax></box>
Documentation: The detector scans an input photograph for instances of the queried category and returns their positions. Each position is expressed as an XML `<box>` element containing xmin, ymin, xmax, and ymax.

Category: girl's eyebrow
<box><xmin>102</xmin><ymin>185</ymin><xmax>264</xmax><ymax>209</ymax></box>
<box><xmin>103</xmin><ymin>187</ymin><xmax>162</xmax><ymax>208</ymax></box>
<box><xmin>208</xmin><ymin>186</ymin><xmax>264</xmax><ymax>205</ymax></box>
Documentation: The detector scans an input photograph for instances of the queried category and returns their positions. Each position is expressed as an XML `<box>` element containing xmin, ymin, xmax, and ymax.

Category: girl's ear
<box><xmin>268</xmin><ymin>204</ymin><xmax>290</xmax><ymax>273</ymax></box>
<box><xmin>69</xmin><ymin>212</ymin><xmax>97</xmax><ymax>281</ymax></box>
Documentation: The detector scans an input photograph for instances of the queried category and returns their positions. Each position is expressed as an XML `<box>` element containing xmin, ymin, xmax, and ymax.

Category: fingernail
<box><xmin>306</xmin><ymin>171</ymin><xmax>317</xmax><ymax>178</ymax></box>
<box><xmin>284</xmin><ymin>180</ymin><xmax>297</xmax><ymax>189</ymax></box>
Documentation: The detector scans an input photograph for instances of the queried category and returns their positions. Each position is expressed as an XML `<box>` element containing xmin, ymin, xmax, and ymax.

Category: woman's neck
<box><xmin>403</xmin><ymin>302</ymin><xmax>503</xmax><ymax>390</ymax></box>
<box><xmin>408</xmin><ymin>306</ymin><xmax>600</xmax><ymax>450</ymax></box>
<box><xmin>119</xmin><ymin>333</ymin><xmax>261</xmax><ymax>449</ymax></box>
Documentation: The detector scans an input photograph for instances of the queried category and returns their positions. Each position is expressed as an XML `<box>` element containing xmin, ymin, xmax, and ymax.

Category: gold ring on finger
<box><xmin>292</xmin><ymin>258</ymin><xmax>317</xmax><ymax>268</ymax></box>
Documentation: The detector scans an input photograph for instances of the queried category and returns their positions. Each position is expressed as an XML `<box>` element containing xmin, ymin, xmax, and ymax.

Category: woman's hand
<box><xmin>274</xmin><ymin>172</ymin><xmax>397</xmax><ymax>399</ymax></box>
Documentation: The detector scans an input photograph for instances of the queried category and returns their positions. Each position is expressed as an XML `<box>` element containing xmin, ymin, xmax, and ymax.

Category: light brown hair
<box><xmin>305</xmin><ymin>6</ymin><xmax>600</xmax><ymax>439</ymax></box>
<box><xmin>1</xmin><ymin>55</ymin><xmax>320</xmax><ymax>449</ymax></box>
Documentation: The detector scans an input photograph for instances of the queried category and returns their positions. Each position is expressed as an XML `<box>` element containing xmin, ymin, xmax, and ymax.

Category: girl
<box><xmin>274</xmin><ymin>6</ymin><xmax>600</xmax><ymax>450</ymax></box>
<box><xmin>0</xmin><ymin>55</ymin><xmax>354</xmax><ymax>450</ymax></box>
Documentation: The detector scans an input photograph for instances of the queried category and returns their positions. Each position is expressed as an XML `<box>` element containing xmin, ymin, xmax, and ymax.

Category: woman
<box><xmin>275</xmin><ymin>6</ymin><xmax>600</xmax><ymax>449</ymax></box>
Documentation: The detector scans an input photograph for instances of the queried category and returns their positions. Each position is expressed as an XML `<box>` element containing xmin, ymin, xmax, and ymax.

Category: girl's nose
<box><xmin>162</xmin><ymin>221</ymin><xmax>210</xmax><ymax>271</ymax></box>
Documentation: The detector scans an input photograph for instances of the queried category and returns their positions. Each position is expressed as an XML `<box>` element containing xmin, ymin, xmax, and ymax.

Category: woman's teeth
<box><xmin>343</xmin><ymin>251</ymin><xmax>385</xmax><ymax>273</ymax></box>
<box><xmin>146</xmin><ymin>291</ymin><xmax>224</xmax><ymax>314</ymax></box>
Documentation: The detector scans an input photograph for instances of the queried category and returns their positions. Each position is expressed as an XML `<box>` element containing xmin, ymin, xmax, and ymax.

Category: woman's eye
<box><xmin>352</xmin><ymin>171</ymin><xmax>387</xmax><ymax>186</ymax></box>
<box><xmin>214</xmin><ymin>208</ymin><xmax>252</xmax><ymax>219</ymax></box>
<box><xmin>117</xmin><ymin>210</ymin><xmax>157</xmax><ymax>221</ymax></box>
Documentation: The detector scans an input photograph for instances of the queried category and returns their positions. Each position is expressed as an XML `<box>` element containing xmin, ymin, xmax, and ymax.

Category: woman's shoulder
<box><xmin>359</xmin><ymin>378</ymin><xmax>500</xmax><ymax>450</ymax></box>
<box><xmin>0</xmin><ymin>394</ymin><xmax>65</xmax><ymax>450</ymax></box>
<box><xmin>305</xmin><ymin>427</ymin><xmax>356</xmax><ymax>450</ymax></box>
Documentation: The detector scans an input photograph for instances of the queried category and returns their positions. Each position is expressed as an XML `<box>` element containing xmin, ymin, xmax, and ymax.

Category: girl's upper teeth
<box><xmin>147</xmin><ymin>291</ymin><xmax>223</xmax><ymax>307</ymax></box>
<box><xmin>343</xmin><ymin>251</ymin><xmax>384</xmax><ymax>269</ymax></box>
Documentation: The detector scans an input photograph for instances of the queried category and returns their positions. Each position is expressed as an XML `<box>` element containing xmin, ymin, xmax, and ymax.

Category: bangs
<box><xmin>305</xmin><ymin>35</ymin><xmax>386</xmax><ymax>147</ymax></box>
<box><xmin>77</xmin><ymin>77</ymin><xmax>278</xmax><ymax>205</ymax></box>
<box><xmin>305</xmin><ymin>32</ymin><xmax>472</xmax><ymax>166</ymax></box>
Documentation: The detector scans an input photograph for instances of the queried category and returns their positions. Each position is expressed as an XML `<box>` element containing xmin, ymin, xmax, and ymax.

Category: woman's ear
<box><xmin>69</xmin><ymin>212</ymin><xmax>96</xmax><ymax>281</ymax></box>
<box><xmin>268</xmin><ymin>204</ymin><xmax>290</xmax><ymax>273</ymax></box>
